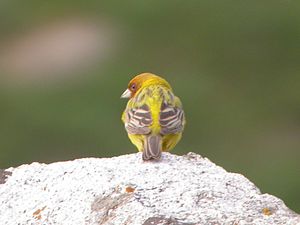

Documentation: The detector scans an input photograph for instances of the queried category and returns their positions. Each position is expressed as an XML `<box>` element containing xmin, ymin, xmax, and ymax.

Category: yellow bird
<box><xmin>121</xmin><ymin>73</ymin><xmax>186</xmax><ymax>160</ymax></box>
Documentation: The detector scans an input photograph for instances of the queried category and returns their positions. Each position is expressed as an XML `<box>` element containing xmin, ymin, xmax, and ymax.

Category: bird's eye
<box><xmin>130</xmin><ymin>83</ymin><xmax>136</xmax><ymax>91</ymax></box>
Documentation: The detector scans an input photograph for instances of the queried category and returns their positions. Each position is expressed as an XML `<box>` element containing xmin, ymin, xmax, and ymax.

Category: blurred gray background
<box><xmin>0</xmin><ymin>1</ymin><xmax>299</xmax><ymax>212</ymax></box>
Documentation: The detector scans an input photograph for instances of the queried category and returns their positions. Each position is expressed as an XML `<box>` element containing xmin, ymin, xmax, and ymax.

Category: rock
<box><xmin>0</xmin><ymin>152</ymin><xmax>299</xmax><ymax>225</ymax></box>
<box><xmin>0</xmin><ymin>169</ymin><xmax>12</xmax><ymax>184</ymax></box>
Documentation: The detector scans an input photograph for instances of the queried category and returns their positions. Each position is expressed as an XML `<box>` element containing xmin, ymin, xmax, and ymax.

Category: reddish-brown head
<box><xmin>121</xmin><ymin>73</ymin><xmax>171</xmax><ymax>99</ymax></box>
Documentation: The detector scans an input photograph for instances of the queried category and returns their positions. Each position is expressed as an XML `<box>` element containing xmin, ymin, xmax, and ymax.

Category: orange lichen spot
<box><xmin>262</xmin><ymin>207</ymin><xmax>272</xmax><ymax>216</ymax></box>
<box><xmin>33</xmin><ymin>206</ymin><xmax>47</xmax><ymax>220</ymax></box>
<box><xmin>125</xmin><ymin>186</ymin><xmax>135</xmax><ymax>193</ymax></box>
<box><xmin>33</xmin><ymin>209</ymin><xmax>42</xmax><ymax>216</ymax></box>
<box><xmin>35</xmin><ymin>214</ymin><xmax>42</xmax><ymax>220</ymax></box>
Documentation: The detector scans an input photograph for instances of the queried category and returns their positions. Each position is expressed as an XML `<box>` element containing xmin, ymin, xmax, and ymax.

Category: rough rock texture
<box><xmin>0</xmin><ymin>152</ymin><xmax>299</xmax><ymax>225</ymax></box>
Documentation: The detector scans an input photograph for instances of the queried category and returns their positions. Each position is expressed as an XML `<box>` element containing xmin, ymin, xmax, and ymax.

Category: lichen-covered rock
<box><xmin>0</xmin><ymin>152</ymin><xmax>299</xmax><ymax>225</ymax></box>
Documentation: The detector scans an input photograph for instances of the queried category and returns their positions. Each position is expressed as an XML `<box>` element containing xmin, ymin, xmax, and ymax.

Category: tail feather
<box><xmin>142</xmin><ymin>135</ymin><xmax>162</xmax><ymax>160</ymax></box>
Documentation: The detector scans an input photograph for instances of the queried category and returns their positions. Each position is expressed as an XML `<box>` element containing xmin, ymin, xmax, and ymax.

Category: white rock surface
<box><xmin>0</xmin><ymin>152</ymin><xmax>299</xmax><ymax>225</ymax></box>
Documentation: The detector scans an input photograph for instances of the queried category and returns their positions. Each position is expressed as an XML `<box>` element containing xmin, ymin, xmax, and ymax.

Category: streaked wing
<box><xmin>160</xmin><ymin>102</ymin><xmax>184</xmax><ymax>135</ymax></box>
<box><xmin>125</xmin><ymin>104</ymin><xmax>152</xmax><ymax>134</ymax></box>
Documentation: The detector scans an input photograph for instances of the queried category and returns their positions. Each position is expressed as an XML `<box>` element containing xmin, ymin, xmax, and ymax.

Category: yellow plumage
<box><xmin>121</xmin><ymin>73</ymin><xmax>185</xmax><ymax>160</ymax></box>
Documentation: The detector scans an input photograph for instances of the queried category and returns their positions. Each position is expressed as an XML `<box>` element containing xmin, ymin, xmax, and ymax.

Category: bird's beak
<box><xmin>121</xmin><ymin>88</ymin><xmax>131</xmax><ymax>98</ymax></box>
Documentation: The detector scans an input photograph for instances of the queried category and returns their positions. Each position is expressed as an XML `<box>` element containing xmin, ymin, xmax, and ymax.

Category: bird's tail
<box><xmin>142</xmin><ymin>135</ymin><xmax>162</xmax><ymax>160</ymax></box>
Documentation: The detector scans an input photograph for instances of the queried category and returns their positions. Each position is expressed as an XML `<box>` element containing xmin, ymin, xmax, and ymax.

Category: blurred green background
<box><xmin>0</xmin><ymin>0</ymin><xmax>299</xmax><ymax>212</ymax></box>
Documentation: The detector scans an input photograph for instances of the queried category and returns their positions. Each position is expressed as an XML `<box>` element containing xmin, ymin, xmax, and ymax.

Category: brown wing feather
<box><xmin>125</xmin><ymin>104</ymin><xmax>152</xmax><ymax>134</ymax></box>
<box><xmin>159</xmin><ymin>102</ymin><xmax>184</xmax><ymax>135</ymax></box>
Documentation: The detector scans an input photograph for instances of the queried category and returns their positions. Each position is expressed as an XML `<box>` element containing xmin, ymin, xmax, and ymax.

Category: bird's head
<box><xmin>121</xmin><ymin>73</ymin><xmax>172</xmax><ymax>99</ymax></box>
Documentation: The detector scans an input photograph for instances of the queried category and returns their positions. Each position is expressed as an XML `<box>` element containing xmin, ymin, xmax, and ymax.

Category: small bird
<box><xmin>121</xmin><ymin>73</ymin><xmax>185</xmax><ymax>160</ymax></box>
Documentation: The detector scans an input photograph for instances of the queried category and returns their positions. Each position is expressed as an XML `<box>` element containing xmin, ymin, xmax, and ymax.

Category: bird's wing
<box><xmin>159</xmin><ymin>101</ymin><xmax>185</xmax><ymax>135</ymax></box>
<box><xmin>124</xmin><ymin>104</ymin><xmax>152</xmax><ymax>134</ymax></box>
